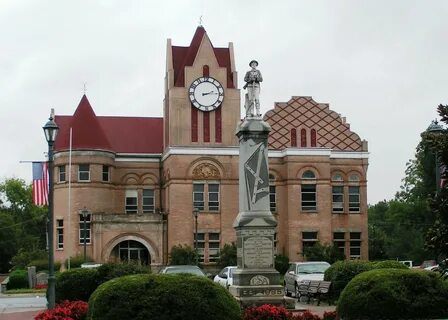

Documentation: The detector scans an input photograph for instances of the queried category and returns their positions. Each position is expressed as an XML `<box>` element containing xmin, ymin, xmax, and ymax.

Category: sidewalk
<box><xmin>0</xmin><ymin>309</ymin><xmax>43</xmax><ymax>320</ymax></box>
<box><xmin>0</xmin><ymin>294</ymin><xmax>46</xmax><ymax>320</ymax></box>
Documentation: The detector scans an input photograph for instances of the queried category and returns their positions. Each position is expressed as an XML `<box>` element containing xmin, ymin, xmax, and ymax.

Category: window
<box><xmin>78</xmin><ymin>164</ymin><xmax>90</xmax><ymax>181</ymax></box>
<box><xmin>349</xmin><ymin>186</ymin><xmax>360</xmax><ymax>213</ymax></box>
<box><xmin>102</xmin><ymin>165</ymin><xmax>110</xmax><ymax>182</ymax></box>
<box><xmin>291</xmin><ymin>128</ymin><xmax>297</xmax><ymax>147</ymax></box>
<box><xmin>56</xmin><ymin>219</ymin><xmax>64</xmax><ymax>249</ymax></box>
<box><xmin>143</xmin><ymin>189</ymin><xmax>155</xmax><ymax>213</ymax></box>
<box><xmin>270</xmin><ymin>185</ymin><xmax>277</xmax><ymax>212</ymax></box>
<box><xmin>350</xmin><ymin>232</ymin><xmax>361</xmax><ymax>259</ymax></box>
<box><xmin>195</xmin><ymin>232</ymin><xmax>205</xmax><ymax>263</ymax></box>
<box><xmin>125</xmin><ymin>190</ymin><xmax>138</xmax><ymax>213</ymax></box>
<box><xmin>274</xmin><ymin>232</ymin><xmax>278</xmax><ymax>254</ymax></box>
<box><xmin>333</xmin><ymin>232</ymin><xmax>345</xmax><ymax>256</ymax></box>
<box><xmin>332</xmin><ymin>173</ymin><xmax>344</xmax><ymax>182</ymax></box>
<box><xmin>302</xmin><ymin>231</ymin><xmax>318</xmax><ymax>251</ymax></box>
<box><xmin>302</xmin><ymin>170</ymin><xmax>315</xmax><ymax>179</ymax></box>
<box><xmin>332</xmin><ymin>186</ymin><xmax>344</xmax><ymax>213</ymax></box>
<box><xmin>208</xmin><ymin>183</ymin><xmax>220</xmax><ymax>211</ymax></box>
<box><xmin>349</xmin><ymin>174</ymin><xmax>360</xmax><ymax>182</ymax></box>
<box><xmin>301</xmin><ymin>170</ymin><xmax>317</xmax><ymax>211</ymax></box>
<box><xmin>193</xmin><ymin>183</ymin><xmax>205</xmax><ymax>211</ymax></box>
<box><xmin>208</xmin><ymin>233</ymin><xmax>220</xmax><ymax>262</ymax></box>
<box><xmin>193</xmin><ymin>182</ymin><xmax>220</xmax><ymax>212</ymax></box>
<box><xmin>300</xmin><ymin>129</ymin><xmax>307</xmax><ymax>147</ymax></box>
<box><xmin>58</xmin><ymin>166</ymin><xmax>66</xmax><ymax>182</ymax></box>
<box><xmin>310</xmin><ymin>129</ymin><xmax>317</xmax><ymax>147</ymax></box>
<box><xmin>79</xmin><ymin>213</ymin><xmax>91</xmax><ymax>244</ymax></box>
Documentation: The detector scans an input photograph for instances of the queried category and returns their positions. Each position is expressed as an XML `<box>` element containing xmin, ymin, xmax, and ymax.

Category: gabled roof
<box><xmin>172</xmin><ymin>26</ymin><xmax>234</xmax><ymax>88</ymax></box>
<box><xmin>54</xmin><ymin>95</ymin><xmax>163</xmax><ymax>154</ymax></box>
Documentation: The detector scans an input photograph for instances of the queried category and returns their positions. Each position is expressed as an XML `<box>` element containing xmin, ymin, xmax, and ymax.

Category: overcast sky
<box><xmin>1</xmin><ymin>0</ymin><xmax>447</xmax><ymax>204</ymax></box>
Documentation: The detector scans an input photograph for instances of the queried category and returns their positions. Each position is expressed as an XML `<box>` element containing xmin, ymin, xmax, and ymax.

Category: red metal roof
<box><xmin>172</xmin><ymin>26</ymin><xmax>234</xmax><ymax>88</ymax></box>
<box><xmin>54</xmin><ymin>95</ymin><xmax>163</xmax><ymax>154</ymax></box>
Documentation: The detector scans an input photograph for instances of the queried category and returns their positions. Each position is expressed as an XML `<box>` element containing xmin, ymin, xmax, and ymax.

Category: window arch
<box><xmin>302</xmin><ymin>170</ymin><xmax>316</xmax><ymax>180</ymax></box>
<box><xmin>311</xmin><ymin>129</ymin><xmax>317</xmax><ymax>147</ymax></box>
<box><xmin>349</xmin><ymin>174</ymin><xmax>360</xmax><ymax>182</ymax></box>
<box><xmin>300</xmin><ymin>129</ymin><xmax>307</xmax><ymax>147</ymax></box>
<box><xmin>332</xmin><ymin>173</ymin><xmax>344</xmax><ymax>182</ymax></box>
<box><xmin>291</xmin><ymin>129</ymin><xmax>297</xmax><ymax>147</ymax></box>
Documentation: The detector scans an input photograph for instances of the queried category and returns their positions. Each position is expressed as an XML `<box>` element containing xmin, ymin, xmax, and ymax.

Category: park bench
<box><xmin>297</xmin><ymin>280</ymin><xmax>331</xmax><ymax>306</ymax></box>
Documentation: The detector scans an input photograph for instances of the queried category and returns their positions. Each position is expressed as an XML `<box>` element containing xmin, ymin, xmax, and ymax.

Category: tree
<box><xmin>0</xmin><ymin>178</ymin><xmax>47</xmax><ymax>271</ymax></box>
<box><xmin>169</xmin><ymin>244</ymin><xmax>198</xmax><ymax>265</ymax></box>
<box><xmin>217</xmin><ymin>243</ymin><xmax>236</xmax><ymax>268</ymax></box>
<box><xmin>302</xmin><ymin>242</ymin><xmax>344</xmax><ymax>264</ymax></box>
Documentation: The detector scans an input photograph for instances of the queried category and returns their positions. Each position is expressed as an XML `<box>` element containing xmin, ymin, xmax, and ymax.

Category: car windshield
<box><xmin>298</xmin><ymin>263</ymin><xmax>329</xmax><ymax>274</ymax></box>
<box><xmin>164</xmin><ymin>267</ymin><xmax>205</xmax><ymax>276</ymax></box>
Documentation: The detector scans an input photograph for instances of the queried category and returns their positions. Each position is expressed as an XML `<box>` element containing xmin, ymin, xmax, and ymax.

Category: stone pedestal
<box><xmin>230</xmin><ymin>118</ymin><xmax>284</xmax><ymax>306</ymax></box>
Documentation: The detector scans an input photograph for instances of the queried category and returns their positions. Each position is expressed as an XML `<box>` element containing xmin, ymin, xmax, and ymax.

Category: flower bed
<box><xmin>243</xmin><ymin>304</ymin><xmax>337</xmax><ymax>320</ymax></box>
<box><xmin>34</xmin><ymin>300</ymin><xmax>88</xmax><ymax>320</ymax></box>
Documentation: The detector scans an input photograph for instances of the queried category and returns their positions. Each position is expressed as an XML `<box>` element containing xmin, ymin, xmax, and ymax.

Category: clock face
<box><xmin>189</xmin><ymin>77</ymin><xmax>224</xmax><ymax>111</ymax></box>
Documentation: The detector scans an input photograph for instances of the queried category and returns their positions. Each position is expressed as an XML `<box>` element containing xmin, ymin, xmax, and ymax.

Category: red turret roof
<box><xmin>172</xmin><ymin>26</ymin><xmax>234</xmax><ymax>88</ymax></box>
<box><xmin>54</xmin><ymin>95</ymin><xmax>163</xmax><ymax>154</ymax></box>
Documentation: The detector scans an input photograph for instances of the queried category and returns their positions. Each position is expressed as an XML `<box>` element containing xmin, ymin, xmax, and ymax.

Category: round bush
<box><xmin>7</xmin><ymin>269</ymin><xmax>28</xmax><ymax>289</ymax></box>
<box><xmin>96</xmin><ymin>262</ymin><xmax>150</xmax><ymax>283</ymax></box>
<box><xmin>324</xmin><ymin>260</ymin><xmax>372</xmax><ymax>299</ymax></box>
<box><xmin>274</xmin><ymin>254</ymin><xmax>289</xmax><ymax>275</ymax></box>
<box><xmin>371</xmin><ymin>260</ymin><xmax>408</xmax><ymax>269</ymax></box>
<box><xmin>88</xmin><ymin>274</ymin><xmax>242</xmax><ymax>320</ymax></box>
<box><xmin>338</xmin><ymin>268</ymin><xmax>448</xmax><ymax>319</ymax></box>
<box><xmin>56</xmin><ymin>268</ymin><xmax>99</xmax><ymax>302</ymax></box>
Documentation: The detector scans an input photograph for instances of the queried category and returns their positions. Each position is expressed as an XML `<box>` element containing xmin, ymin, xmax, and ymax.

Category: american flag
<box><xmin>32</xmin><ymin>162</ymin><xmax>49</xmax><ymax>206</ymax></box>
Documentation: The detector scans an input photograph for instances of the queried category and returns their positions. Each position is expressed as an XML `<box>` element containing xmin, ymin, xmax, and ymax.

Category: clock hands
<box><xmin>202</xmin><ymin>91</ymin><xmax>218</xmax><ymax>96</ymax></box>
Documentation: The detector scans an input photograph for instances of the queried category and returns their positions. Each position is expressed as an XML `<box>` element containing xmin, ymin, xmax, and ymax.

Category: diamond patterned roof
<box><xmin>263</xmin><ymin>96</ymin><xmax>363</xmax><ymax>151</ymax></box>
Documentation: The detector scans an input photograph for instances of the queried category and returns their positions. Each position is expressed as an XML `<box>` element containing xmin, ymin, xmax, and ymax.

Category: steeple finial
<box><xmin>83</xmin><ymin>82</ymin><xmax>87</xmax><ymax>95</ymax></box>
<box><xmin>198</xmin><ymin>15</ymin><xmax>203</xmax><ymax>26</ymax></box>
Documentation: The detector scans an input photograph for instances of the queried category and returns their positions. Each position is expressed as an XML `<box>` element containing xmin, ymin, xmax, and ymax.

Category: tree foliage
<box><xmin>302</xmin><ymin>242</ymin><xmax>345</xmax><ymax>264</ymax></box>
<box><xmin>169</xmin><ymin>244</ymin><xmax>198</xmax><ymax>265</ymax></box>
<box><xmin>0</xmin><ymin>178</ymin><xmax>47</xmax><ymax>272</ymax></box>
<box><xmin>217</xmin><ymin>243</ymin><xmax>237</xmax><ymax>268</ymax></box>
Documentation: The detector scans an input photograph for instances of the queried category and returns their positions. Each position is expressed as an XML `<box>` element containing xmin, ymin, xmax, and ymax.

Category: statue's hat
<box><xmin>249</xmin><ymin>60</ymin><xmax>259</xmax><ymax>67</ymax></box>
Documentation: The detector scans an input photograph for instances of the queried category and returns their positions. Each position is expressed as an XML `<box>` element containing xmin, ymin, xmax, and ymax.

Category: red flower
<box><xmin>34</xmin><ymin>300</ymin><xmax>88</xmax><ymax>320</ymax></box>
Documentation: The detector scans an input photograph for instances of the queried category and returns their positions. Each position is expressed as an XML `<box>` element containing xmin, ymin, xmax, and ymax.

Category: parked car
<box><xmin>284</xmin><ymin>261</ymin><xmax>330</xmax><ymax>297</ymax></box>
<box><xmin>159</xmin><ymin>265</ymin><xmax>206</xmax><ymax>277</ymax></box>
<box><xmin>399</xmin><ymin>260</ymin><xmax>414</xmax><ymax>268</ymax></box>
<box><xmin>214</xmin><ymin>266</ymin><xmax>237</xmax><ymax>289</ymax></box>
<box><xmin>420</xmin><ymin>260</ymin><xmax>437</xmax><ymax>269</ymax></box>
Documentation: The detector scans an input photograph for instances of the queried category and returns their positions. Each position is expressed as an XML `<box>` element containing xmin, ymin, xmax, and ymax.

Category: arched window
<box><xmin>291</xmin><ymin>129</ymin><xmax>297</xmax><ymax>147</ymax></box>
<box><xmin>269</xmin><ymin>174</ymin><xmax>276</xmax><ymax>212</ymax></box>
<box><xmin>311</xmin><ymin>129</ymin><xmax>317</xmax><ymax>147</ymax></box>
<box><xmin>300</xmin><ymin>129</ymin><xmax>307</xmax><ymax>147</ymax></box>
<box><xmin>331</xmin><ymin>173</ymin><xmax>344</xmax><ymax>213</ymax></box>
<box><xmin>348</xmin><ymin>174</ymin><xmax>360</xmax><ymax>213</ymax></box>
<box><xmin>203</xmin><ymin>65</ymin><xmax>209</xmax><ymax>77</ymax></box>
<box><xmin>301</xmin><ymin>170</ymin><xmax>317</xmax><ymax>211</ymax></box>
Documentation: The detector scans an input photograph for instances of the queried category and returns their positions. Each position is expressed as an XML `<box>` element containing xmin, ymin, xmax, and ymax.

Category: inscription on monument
<box><xmin>243</xmin><ymin>236</ymin><xmax>273</xmax><ymax>268</ymax></box>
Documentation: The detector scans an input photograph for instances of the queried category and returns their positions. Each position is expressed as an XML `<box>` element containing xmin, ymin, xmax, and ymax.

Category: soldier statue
<box><xmin>243</xmin><ymin>60</ymin><xmax>263</xmax><ymax>118</ymax></box>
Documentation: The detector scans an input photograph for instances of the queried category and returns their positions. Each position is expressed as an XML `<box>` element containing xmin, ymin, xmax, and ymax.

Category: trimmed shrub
<box><xmin>55</xmin><ymin>263</ymin><xmax>151</xmax><ymax>302</ymax></box>
<box><xmin>88</xmin><ymin>273</ymin><xmax>241</xmax><ymax>320</ymax></box>
<box><xmin>274</xmin><ymin>254</ymin><xmax>289</xmax><ymax>275</ymax></box>
<box><xmin>7</xmin><ymin>269</ymin><xmax>28</xmax><ymax>289</ymax></box>
<box><xmin>324</xmin><ymin>260</ymin><xmax>372</xmax><ymax>299</ymax></box>
<box><xmin>96</xmin><ymin>262</ymin><xmax>150</xmax><ymax>283</ymax></box>
<box><xmin>28</xmin><ymin>259</ymin><xmax>61</xmax><ymax>272</ymax></box>
<box><xmin>371</xmin><ymin>259</ymin><xmax>408</xmax><ymax>269</ymax></box>
<box><xmin>337</xmin><ymin>268</ymin><xmax>448</xmax><ymax>319</ymax></box>
<box><xmin>55</xmin><ymin>268</ymin><xmax>99</xmax><ymax>302</ymax></box>
<box><xmin>65</xmin><ymin>255</ymin><xmax>94</xmax><ymax>269</ymax></box>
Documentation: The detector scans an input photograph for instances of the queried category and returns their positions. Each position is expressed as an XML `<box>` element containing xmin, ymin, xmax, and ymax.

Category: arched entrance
<box><xmin>110</xmin><ymin>240</ymin><xmax>150</xmax><ymax>265</ymax></box>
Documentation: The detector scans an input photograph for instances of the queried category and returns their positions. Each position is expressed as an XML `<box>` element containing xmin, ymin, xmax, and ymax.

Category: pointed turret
<box><xmin>55</xmin><ymin>95</ymin><xmax>112</xmax><ymax>152</ymax></box>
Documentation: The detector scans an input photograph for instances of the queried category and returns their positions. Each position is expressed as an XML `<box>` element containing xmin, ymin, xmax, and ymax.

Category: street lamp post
<box><xmin>43</xmin><ymin>111</ymin><xmax>59</xmax><ymax>309</ymax></box>
<box><xmin>427</xmin><ymin>120</ymin><xmax>444</xmax><ymax>193</ymax></box>
<box><xmin>80</xmin><ymin>208</ymin><xmax>90</xmax><ymax>262</ymax></box>
<box><xmin>193</xmin><ymin>208</ymin><xmax>199</xmax><ymax>265</ymax></box>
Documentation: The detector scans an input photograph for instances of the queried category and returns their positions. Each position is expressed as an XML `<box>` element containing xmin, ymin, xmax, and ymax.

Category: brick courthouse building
<box><xmin>52</xmin><ymin>27</ymin><xmax>369</xmax><ymax>267</ymax></box>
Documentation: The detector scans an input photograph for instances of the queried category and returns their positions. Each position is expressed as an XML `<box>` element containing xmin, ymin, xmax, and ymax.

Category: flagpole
<box><xmin>67</xmin><ymin>128</ymin><xmax>73</xmax><ymax>269</ymax></box>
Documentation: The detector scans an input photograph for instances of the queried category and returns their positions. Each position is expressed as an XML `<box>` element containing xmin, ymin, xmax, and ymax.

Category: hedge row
<box><xmin>7</xmin><ymin>269</ymin><xmax>28</xmax><ymax>290</ymax></box>
<box><xmin>55</xmin><ymin>263</ymin><xmax>150</xmax><ymax>302</ymax></box>
<box><xmin>324</xmin><ymin>260</ymin><xmax>407</xmax><ymax>299</ymax></box>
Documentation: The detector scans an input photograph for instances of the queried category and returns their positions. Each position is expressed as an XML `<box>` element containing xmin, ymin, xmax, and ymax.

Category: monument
<box><xmin>230</xmin><ymin>60</ymin><xmax>284</xmax><ymax>306</ymax></box>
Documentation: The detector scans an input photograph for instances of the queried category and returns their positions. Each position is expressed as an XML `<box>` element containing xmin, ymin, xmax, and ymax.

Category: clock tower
<box><xmin>163</xmin><ymin>26</ymin><xmax>241</xmax><ymax>149</ymax></box>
